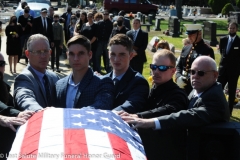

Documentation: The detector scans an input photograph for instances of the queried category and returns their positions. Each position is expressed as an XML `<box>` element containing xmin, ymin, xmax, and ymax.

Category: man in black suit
<box><xmin>32</xmin><ymin>8</ymin><xmax>54</xmax><ymax>48</ymax></box>
<box><xmin>118</xmin><ymin>49</ymin><xmax>188</xmax><ymax>159</ymax></box>
<box><xmin>121</xmin><ymin>56</ymin><xmax>230</xmax><ymax>160</ymax></box>
<box><xmin>60</xmin><ymin>6</ymin><xmax>72</xmax><ymax>43</ymax></box>
<box><xmin>217</xmin><ymin>22</ymin><xmax>240</xmax><ymax>115</ymax></box>
<box><xmin>126</xmin><ymin>18</ymin><xmax>148</xmax><ymax>74</ymax></box>
<box><xmin>106</xmin><ymin>34</ymin><xmax>149</xmax><ymax>113</ymax></box>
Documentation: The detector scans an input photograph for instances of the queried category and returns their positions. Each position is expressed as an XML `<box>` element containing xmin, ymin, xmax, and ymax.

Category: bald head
<box><xmin>192</xmin><ymin>56</ymin><xmax>217</xmax><ymax>71</ymax></box>
<box><xmin>191</xmin><ymin>56</ymin><xmax>218</xmax><ymax>93</ymax></box>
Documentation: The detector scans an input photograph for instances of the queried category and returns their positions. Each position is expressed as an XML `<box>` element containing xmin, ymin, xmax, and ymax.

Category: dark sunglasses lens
<box><xmin>158</xmin><ymin>66</ymin><xmax>168</xmax><ymax>71</ymax></box>
<box><xmin>150</xmin><ymin>64</ymin><xmax>156</xmax><ymax>70</ymax></box>
<box><xmin>198</xmin><ymin>71</ymin><xmax>205</xmax><ymax>76</ymax></box>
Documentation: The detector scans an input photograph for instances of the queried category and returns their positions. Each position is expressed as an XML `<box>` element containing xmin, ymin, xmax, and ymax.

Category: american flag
<box><xmin>8</xmin><ymin>108</ymin><xmax>146</xmax><ymax>160</ymax></box>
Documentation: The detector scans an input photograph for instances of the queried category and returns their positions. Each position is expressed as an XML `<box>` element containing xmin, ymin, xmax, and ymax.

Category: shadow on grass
<box><xmin>230</xmin><ymin>116</ymin><xmax>240</xmax><ymax>122</ymax></box>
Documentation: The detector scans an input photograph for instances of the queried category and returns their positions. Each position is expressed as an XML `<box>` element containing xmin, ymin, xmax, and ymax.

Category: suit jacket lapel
<box><xmin>74</xmin><ymin>68</ymin><xmax>93</xmax><ymax>108</ymax></box>
<box><xmin>28</xmin><ymin>66</ymin><xmax>48</xmax><ymax>105</ymax></box>
<box><xmin>60</xmin><ymin>75</ymin><xmax>70</xmax><ymax>106</ymax></box>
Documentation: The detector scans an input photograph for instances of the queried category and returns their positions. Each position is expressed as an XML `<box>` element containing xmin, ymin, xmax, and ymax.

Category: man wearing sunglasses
<box><xmin>14</xmin><ymin>34</ymin><xmax>59</xmax><ymax>112</ymax></box>
<box><xmin>121</xmin><ymin>56</ymin><xmax>230</xmax><ymax>159</ymax></box>
<box><xmin>118</xmin><ymin>49</ymin><xmax>188</xmax><ymax>160</ymax></box>
<box><xmin>176</xmin><ymin>24</ymin><xmax>214</xmax><ymax>95</ymax></box>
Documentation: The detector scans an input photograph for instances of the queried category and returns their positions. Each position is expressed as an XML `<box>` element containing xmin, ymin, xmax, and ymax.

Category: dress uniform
<box><xmin>176</xmin><ymin>24</ymin><xmax>215</xmax><ymax>94</ymax></box>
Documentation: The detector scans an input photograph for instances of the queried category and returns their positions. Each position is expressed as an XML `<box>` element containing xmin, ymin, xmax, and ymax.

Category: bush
<box><xmin>208</xmin><ymin>0</ymin><xmax>231</xmax><ymax>14</ymax></box>
<box><xmin>222</xmin><ymin>3</ymin><xmax>234</xmax><ymax>15</ymax></box>
<box><xmin>237</xmin><ymin>0</ymin><xmax>240</xmax><ymax>8</ymax></box>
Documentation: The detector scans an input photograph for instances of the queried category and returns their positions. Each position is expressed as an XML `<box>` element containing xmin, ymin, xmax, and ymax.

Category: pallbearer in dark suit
<box><xmin>106</xmin><ymin>34</ymin><xmax>149</xmax><ymax>113</ymax></box>
<box><xmin>176</xmin><ymin>24</ymin><xmax>214</xmax><ymax>95</ymax></box>
<box><xmin>32</xmin><ymin>8</ymin><xmax>54</xmax><ymax>48</ymax></box>
<box><xmin>54</xmin><ymin>35</ymin><xmax>114</xmax><ymax>110</ymax></box>
<box><xmin>217</xmin><ymin>22</ymin><xmax>240</xmax><ymax>115</ymax></box>
<box><xmin>126</xmin><ymin>18</ymin><xmax>148</xmax><ymax>74</ymax></box>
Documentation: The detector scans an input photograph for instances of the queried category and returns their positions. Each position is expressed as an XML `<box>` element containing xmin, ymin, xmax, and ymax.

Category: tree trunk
<box><xmin>176</xmin><ymin>0</ymin><xmax>183</xmax><ymax>19</ymax></box>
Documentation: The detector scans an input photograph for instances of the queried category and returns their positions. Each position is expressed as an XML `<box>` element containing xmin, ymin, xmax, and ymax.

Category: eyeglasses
<box><xmin>29</xmin><ymin>50</ymin><xmax>50</xmax><ymax>56</ymax></box>
<box><xmin>150</xmin><ymin>64</ymin><xmax>174</xmax><ymax>72</ymax></box>
<box><xmin>0</xmin><ymin>60</ymin><xmax>6</xmax><ymax>67</ymax></box>
<box><xmin>190</xmin><ymin>70</ymin><xmax>215</xmax><ymax>77</ymax></box>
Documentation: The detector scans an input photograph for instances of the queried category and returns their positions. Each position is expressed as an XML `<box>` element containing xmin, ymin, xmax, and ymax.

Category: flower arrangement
<box><xmin>128</xmin><ymin>12</ymin><xmax>135</xmax><ymax>20</ymax></box>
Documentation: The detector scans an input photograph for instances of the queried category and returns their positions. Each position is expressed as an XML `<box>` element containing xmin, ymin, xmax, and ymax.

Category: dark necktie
<box><xmin>113</xmin><ymin>78</ymin><xmax>119</xmax><ymax>86</ymax></box>
<box><xmin>188</xmin><ymin>96</ymin><xmax>198</xmax><ymax>109</ymax></box>
<box><xmin>43</xmin><ymin>17</ymin><xmax>47</xmax><ymax>34</ymax></box>
<box><xmin>43</xmin><ymin>75</ymin><xmax>51</xmax><ymax>106</ymax></box>
<box><xmin>226</xmin><ymin>38</ymin><xmax>233</xmax><ymax>54</ymax></box>
<box><xmin>133</xmin><ymin>30</ymin><xmax>137</xmax><ymax>41</ymax></box>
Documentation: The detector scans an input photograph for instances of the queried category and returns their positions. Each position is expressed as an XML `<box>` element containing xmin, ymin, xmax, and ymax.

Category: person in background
<box><xmin>110</xmin><ymin>16</ymin><xmax>129</xmax><ymax>39</ymax></box>
<box><xmin>5</xmin><ymin>16</ymin><xmax>22</xmax><ymax>73</ymax></box>
<box><xmin>60</xmin><ymin>6</ymin><xmax>73</xmax><ymax>43</ymax></box>
<box><xmin>109</xmin><ymin>13</ymin><xmax>114</xmax><ymax>21</ymax></box>
<box><xmin>156</xmin><ymin>40</ymin><xmax>170</xmax><ymax>51</ymax></box>
<box><xmin>66</xmin><ymin>15</ymin><xmax>77</xmax><ymax>42</ymax></box>
<box><xmin>80</xmin><ymin>12</ymin><xmax>98</xmax><ymax>71</ymax></box>
<box><xmin>18</xmin><ymin>5</ymin><xmax>33</xmax><ymax>64</ymax></box>
<box><xmin>0</xmin><ymin>21</ymin><xmax>2</xmax><ymax>51</ymax></box>
<box><xmin>94</xmin><ymin>12</ymin><xmax>103</xmax><ymax>23</ymax></box>
<box><xmin>74</xmin><ymin>11</ymin><xmax>88</xmax><ymax>35</ymax></box>
<box><xmin>48</xmin><ymin>6</ymin><xmax>55</xmax><ymax>22</ymax></box>
<box><xmin>75</xmin><ymin>10</ymin><xmax>81</xmax><ymax>21</ymax></box>
<box><xmin>19</xmin><ymin>2</ymin><xmax>35</xmax><ymax>18</ymax></box>
<box><xmin>118</xmin><ymin>10</ymin><xmax>131</xmax><ymax>30</ymax></box>
<box><xmin>217</xmin><ymin>22</ymin><xmax>240</xmax><ymax>115</ymax></box>
<box><xmin>0</xmin><ymin>53</ymin><xmax>34</xmax><ymax>160</ymax></box>
<box><xmin>95</xmin><ymin>10</ymin><xmax>113</xmax><ymax>73</ymax></box>
<box><xmin>175</xmin><ymin>24</ymin><xmax>214</xmax><ymax>95</ymax></box>
<box><xmin>51</xmin><ymin>14</ymin><xmax>63</xmax><ymax>73</ymax></box>
<box><xmin>182</xmin><ymin>37</ymin><xmax>191</xmax><ymax>46</ymax></box>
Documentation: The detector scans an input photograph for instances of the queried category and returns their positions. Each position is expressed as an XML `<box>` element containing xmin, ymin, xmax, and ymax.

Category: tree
<box><xmin>222</xmin><ymin>3</ymin><xmax>234</xmax><ymax>15</ymax></box>
<box><xmin>208</xmin><ymin>0</ymin><xmax>231</xmax><ymax>14</ymax></box>
<box><xmin>236</xmin><ymin>0</ymin><xmax>240</xmax><ymax>8</ymax></box>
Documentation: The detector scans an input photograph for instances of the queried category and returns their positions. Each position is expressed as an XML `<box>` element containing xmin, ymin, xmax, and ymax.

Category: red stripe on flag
<box><xmin>108</xmin><ymin>133</ymin><xmax>133</xmax><ymax>160</ymax></box>
<box><xmin>18</xmin><ymin>111</ymin><xmax>44</xmax><ymax>160</ymax></box>
<box><xmin>64</xmin><ymin>129</ymin><xmax>89</xmax><ymax>160</ymax></box>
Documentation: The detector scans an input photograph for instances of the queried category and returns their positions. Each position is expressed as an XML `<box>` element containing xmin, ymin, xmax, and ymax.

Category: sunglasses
<box><xmin>190</xmin><ymin>70</ymin><xmax>215</xmax><ymax>77</ymax></box>
<box><xmin>0</xmin><ymin>60</ymin><xmax>6</xmax><ymax>67</ymax></box>
<box><xmin>150</xmin><ymin>64</ymin><xmax>174</xmax><ymax>72</ymax></box>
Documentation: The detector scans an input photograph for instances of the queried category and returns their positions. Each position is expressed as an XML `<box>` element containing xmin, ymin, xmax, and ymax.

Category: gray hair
<box><xmin>27</xmin><ymin>34</ymin><xmax>50</xmax><ymax>51</ymax></box>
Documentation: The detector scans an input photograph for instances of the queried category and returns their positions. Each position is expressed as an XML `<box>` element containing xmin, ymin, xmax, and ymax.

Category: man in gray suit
<box><xmin>14</xmin><ymin>34</ymin><xmax>59</xmax><ymax>112</ymax></box>
<box><xmin>121</xmin><ymin>56</ymin><xmax>230</xmax><ymax>130</ymax></box>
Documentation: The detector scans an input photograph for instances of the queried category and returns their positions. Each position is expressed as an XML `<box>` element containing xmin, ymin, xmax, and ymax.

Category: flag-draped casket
<box><xmin>7</xmin><ymin>108</ymin><xmax>146</xmax><ymax>160</ymax></box>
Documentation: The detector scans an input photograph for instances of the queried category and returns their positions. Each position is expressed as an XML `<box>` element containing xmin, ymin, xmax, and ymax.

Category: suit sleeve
<box><xmin>31</xmin><ymin>18</ymin><xmax>37</xmax><ymax>34</ymax></box>
<box><xmin>113</xmin><ymin>77</ymin><xmax>149</xmax><ymax>113</ymax></box>
<box><xmin>0</xmin><ymin>101</ymin><xmax>20</xmax><ymax>117</ymax></box>
<box><xmin>14</xmin><ymin>74</ymin><xmax>43</xmax><ymax>111</ymax></box>
<box><xmin>89</xmin><ymin>77</ymin><xmax>114</xmax><ymax>110</ymax></box>
<box><xmin>137</xmin><ymin>32</ymin><xmax>148</xmax><ymax>53</ymax></box>
<box><xmin>175</xmin><ymin>47</ymin><xmax>186</xmax><ymax>79</ymax></box>
<box><xmin>158</xmin><ymin>90</ymin><xmax>229</xmax><ymax>130</ymax></box>
<box><xmin>138</xmin><ymin>91</ymin><xmax>188</xmax><ymax>118</ymax></box>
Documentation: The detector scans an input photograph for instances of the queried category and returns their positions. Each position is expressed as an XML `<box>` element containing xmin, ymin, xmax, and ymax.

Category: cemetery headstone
<box><xmin>154</xmin><ymin>18</ymin><xmax>161</xmax><ymax>31</ymax></box>
<box><xmin>168</xmin><ymin>16</ymin><xmax>180</xmax><ymax>37</ymax></box>
<box><xmin>203</xmin><ymin>21</ymin><xmax>218</xmax><ymax>46</ymax></box>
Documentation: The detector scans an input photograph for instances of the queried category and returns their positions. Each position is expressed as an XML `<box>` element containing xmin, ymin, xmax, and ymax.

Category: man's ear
<box><xmin>129</xmin><ymin>52</ymin><xmax>134</xmax><ymax>60</ymax></box>
<box><xmin>89</xmin><ymin>51</ymin><xmax>92</xmax><ymax>60</ymax></box>
<box><xmin>49</xmin><ymin>49</ymin><xmax>52</xmax><ymax>55</ymax></box>
<box><xmin>25</xmin><ymin>50</ymin><xmax>30</xmax><ymax>58</ymax></box>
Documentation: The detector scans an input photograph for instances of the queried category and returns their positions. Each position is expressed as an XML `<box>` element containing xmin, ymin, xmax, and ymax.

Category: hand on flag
<box><xmin>0</xmin><ymin>115</ymin><xmax>26</xmax><ymax>132</ymax></box>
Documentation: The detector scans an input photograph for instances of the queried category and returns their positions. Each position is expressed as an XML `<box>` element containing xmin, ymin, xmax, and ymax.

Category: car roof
<box><xmin>17</xmin><ymin>2</ymin><xmax>50</xmax><ymax>10</ymax></box>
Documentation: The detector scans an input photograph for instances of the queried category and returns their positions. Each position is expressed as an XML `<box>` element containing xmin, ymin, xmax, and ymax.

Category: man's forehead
<box><xmin>110</xmin><ymin>45</ymin><xmax>129</xmax><ymax>53</ymax></box>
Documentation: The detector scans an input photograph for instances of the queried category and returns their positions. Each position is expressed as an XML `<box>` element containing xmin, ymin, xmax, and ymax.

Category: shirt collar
<box><xmin>30</xmin><ymin>65</ymin><xmax>45</xmax><ymax>80</ymax></box>
<box><xmin>133</xmin><ymin>28</ymin><xmax>140</xmax><ymax>32</ymax></box>
<box><xmin>112</xmin><ymin>72</ymin><xmax>125</xmax><ymax>81</ymax></box>
<box><xmin>68</xmin><ymin>73</ymin><xmax>80</xmax><ymax>86</ymax></box>
<box><xmin>228</xmin><ymin>35</ymin><xmax>236</xmax><ymax>41</ymax></box>
<box><xmin>193</xmin><ymin>90</ymin><xmax>203</xmax><ymax>97</ymax></box>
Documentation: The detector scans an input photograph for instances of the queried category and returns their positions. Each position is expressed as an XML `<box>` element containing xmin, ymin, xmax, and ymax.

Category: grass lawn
<box><xmin>138</xmin><ymin>19</ymin><xmax>240</xmax><ymax>122</ymax></box>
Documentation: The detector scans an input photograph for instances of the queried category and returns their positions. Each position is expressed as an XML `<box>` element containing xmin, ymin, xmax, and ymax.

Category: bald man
<box><xmin>121</xmin><ymin>56</ymin><xmax>230</xmax><ymax>130</ymax></box>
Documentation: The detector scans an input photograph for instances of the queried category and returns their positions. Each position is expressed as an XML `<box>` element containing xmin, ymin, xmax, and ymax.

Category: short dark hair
<box><xmin>153</xmin><ymin>49</ymin><xmax>176</xmax><ymax>67</ymax></box>
<box><xmin>67</xmin><ymin>35</ymin><xmax>91</xmax><ymax>52</ymax></box>
<box><xmin>133</xmin><ymin>18</ymin><xmax>141</xmax><ymax>23</ymax></box>
<box><xmin>53</xmin><ymin>14</ymin><xmax>59</xmax><ymax>18</ymax></box>
<box><xmin>109</xmin><ymin>34</ymin><xmax>133</xmax><ymax>53</ymax></box>
<box><xmin>228</xmin><ymin>22</ymin><xmax>238</xmax><ymax>28</ymax></box>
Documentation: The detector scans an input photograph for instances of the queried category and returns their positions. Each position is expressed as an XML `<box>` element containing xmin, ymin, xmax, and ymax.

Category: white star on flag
<box><xmin>99</xmin><ymin>110</ymin><xmax>109</xmax><ymax>114</ymax></box>
<box><xmin>113</xmin><ymin>117</ymin><xmax>122</xmax><ymax>125</ymax></box>
<box><xmin>115</xmin><ymin>125</ymin><xmax>125</xmax><ymax>133</ymax></box>
<box><xmin>73</xmin><ymin>122</ymin><xmax>86</xmax><ymax>127</ymax></box>
<box><xmin>100</xmin><ymin>117</ymin><xmax>113</xmax><ymax>122</ymax></box>
<box><xmin>72</xmin><ymin>114</ymin><xmax>84</xmax><ymax>118</ymax></box>
<box><xmin>87</xmin><ymin>119</ymin><xmax>99</xmax><ymax>123</ymax></box>
<box><xmin>86</xmin><ymin>111</ymin><xmax>98</xmax><ymax>115</ymax></box>
<box><xmin>102</xmin><ymin>125</ymin><xmax>115</xmax><ymax>131</ymax></box>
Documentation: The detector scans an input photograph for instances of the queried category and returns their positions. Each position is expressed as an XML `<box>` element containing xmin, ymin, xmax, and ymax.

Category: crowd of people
<box><xmin>0</xmin><ymin>3</ymin><xmax>239</xmax><ymax>160</ymax></box>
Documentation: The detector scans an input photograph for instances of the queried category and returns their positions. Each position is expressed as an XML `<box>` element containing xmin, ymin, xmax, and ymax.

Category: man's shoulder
<box><xmin>93</xmin><ymin>74</ymin><xmax>112</xmax><ymax>82</ymax></box>
<box><xmin>55</xmin><ymin>75</ymin><xmax>69</xmax><ymax>84</ymax></box>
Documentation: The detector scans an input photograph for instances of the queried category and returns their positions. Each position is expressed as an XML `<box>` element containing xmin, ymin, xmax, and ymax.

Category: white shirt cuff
<box><xmin>153</xmin><ymin>118</ymin><xmax>161</xmax><ymax>130</ymax></box>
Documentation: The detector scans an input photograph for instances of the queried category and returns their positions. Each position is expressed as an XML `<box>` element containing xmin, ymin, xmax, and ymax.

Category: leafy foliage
<box><xmin>208</xmin><ymin>0</ymin><xmax>231</xmax><ymax>14</ymax></box>
<box><xmin>221</xmin><ymin>3</ymin><xmax>234</xmax><ymax>15</ymax></box>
